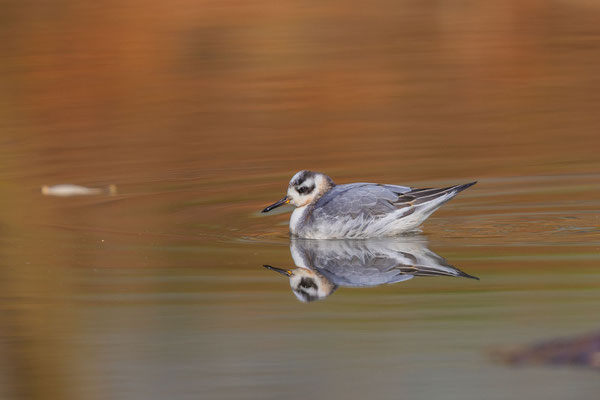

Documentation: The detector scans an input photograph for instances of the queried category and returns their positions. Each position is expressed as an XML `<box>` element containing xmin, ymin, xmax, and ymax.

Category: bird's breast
<box><xmin>289</xmin><ymin>206</ymin><xmax>310</xmax><ymax>235</ymax></box>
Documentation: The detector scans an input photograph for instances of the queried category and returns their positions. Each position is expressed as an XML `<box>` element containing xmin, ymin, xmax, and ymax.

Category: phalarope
<box><xmin>262</xmin><ymin>170</ymin><xmax>476</xmax><ymax>239</ymax></box>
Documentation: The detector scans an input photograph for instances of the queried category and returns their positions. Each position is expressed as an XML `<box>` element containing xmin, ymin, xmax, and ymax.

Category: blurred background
<box><xmin>1</xmin><ymin>1</ymin><xmax>599</xmax><ymax>399</ymax></box>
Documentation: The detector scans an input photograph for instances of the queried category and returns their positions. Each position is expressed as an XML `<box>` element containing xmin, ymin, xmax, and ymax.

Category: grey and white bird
<box><xmin>262</xmin><ymin>170</ymin><xmax>476</xmax><ymax>239</ymax></box>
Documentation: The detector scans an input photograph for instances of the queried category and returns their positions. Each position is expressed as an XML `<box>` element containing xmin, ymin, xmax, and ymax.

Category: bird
<box><xmin>264</xmin><ymin>238</ymin><xmax>478</xmax><ymax>302</ymax></box>
<box><xmin>261</xmin><ymin>170</ymin><xmax>476</xmax><ymax>239</ymax></box>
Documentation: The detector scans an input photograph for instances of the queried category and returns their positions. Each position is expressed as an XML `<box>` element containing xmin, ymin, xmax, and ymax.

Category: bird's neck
<box><xmin>290</xmin><ymin>205</ymin><xmax>311</xmax><ymax>236</ymax></box>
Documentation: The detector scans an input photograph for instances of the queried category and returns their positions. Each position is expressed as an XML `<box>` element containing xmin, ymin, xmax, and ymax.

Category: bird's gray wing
<box><xmin>381</xmin><ymin>184</ymin><xmax>413</xmax><ymax>194</ymax></box>
<box><xmin>313</xmin><ymin>183</ymin><xmax>413</xmax><ymax>219</ymax></box>
<box><xmin>391</xmin><ymin>182</ymin><xmax>477</xmax><ymax>208</ymax></box>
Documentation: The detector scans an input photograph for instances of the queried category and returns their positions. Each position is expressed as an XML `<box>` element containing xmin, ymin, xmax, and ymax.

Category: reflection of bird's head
<box><xmin>290</xmin><ymin>268</ymin><xmax>337</xmax><ymax>302</ymax></box>
<box><xmin>264</xmin><ymin>265</ymin><xmax>337</xmax><ymax>302</ymax></box>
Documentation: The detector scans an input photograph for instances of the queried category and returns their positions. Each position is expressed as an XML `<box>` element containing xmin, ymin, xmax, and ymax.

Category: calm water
<box><xmin>1</xmin><ymin>1</ymin><xmax>600</xmax><ymax>399</ymax></box>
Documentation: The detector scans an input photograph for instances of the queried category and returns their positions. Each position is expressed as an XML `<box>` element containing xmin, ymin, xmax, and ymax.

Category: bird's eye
<box><xmin>297</xmin><ymin>184</ymin><xmax>315</xmax><ymax>195</ymax></box>
<box><xmin>299</xmin><ymin>278</ymin><xmax>316</xmax><ymax>289</ymax></box>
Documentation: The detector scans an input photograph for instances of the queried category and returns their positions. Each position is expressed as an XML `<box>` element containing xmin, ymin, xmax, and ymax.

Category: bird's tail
<box><xmin>395</xmin><ymin>181</ymin><xmax>477</xmax><ymax>207</ymax></box>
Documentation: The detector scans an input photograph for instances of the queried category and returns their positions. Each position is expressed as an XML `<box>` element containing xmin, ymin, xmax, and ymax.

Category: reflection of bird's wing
<box><xmin>313</xmin><ymin>251</ymin><xmax>415</xmax><ymax>287</ymax></box>
<box><xmin>313</xmin><ymin>183</ymin><xmax>412</xmax><ymax>219</ymax></box>
<box><xmin>391</xmin><ymin>248</ymin><xmax>478</xmax><ymax>279</ymax></box>
<box><xmin>291</xmin><ymin>238</ymin><xmax>478</xmax><ymax>288</ymax></box>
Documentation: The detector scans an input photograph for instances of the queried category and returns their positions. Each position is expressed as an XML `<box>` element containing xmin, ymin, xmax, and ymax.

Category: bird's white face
<box><xmin>286</xmin><ymin>170</ymin><xmax>332</xmax><ymax>207</ymax></box>
<box><xmin>261</xmin><ymin>170</ymin><xmax>335</xmax><ymax>213</ymax></box>
<box><xmin>287</xmin><ymin>171</ymin><xmax>319</xmax><ymax>207</ymax></box>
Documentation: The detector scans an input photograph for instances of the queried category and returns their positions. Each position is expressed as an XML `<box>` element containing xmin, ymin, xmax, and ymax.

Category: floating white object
<box><xmin>41</xmin><ymin>184</ymin><xmax>117</xmax><ymax>197</ymax></box>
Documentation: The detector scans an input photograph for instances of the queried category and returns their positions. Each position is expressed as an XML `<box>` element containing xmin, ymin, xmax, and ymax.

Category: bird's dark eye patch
<box><xmin>299</xmin><ymin>277</ymin><xmax>317</xmax><ymax>290</ymax></box>
<box><xmin>296</xmin><ymin>184</ymin><xmax>315</xmax><ymax>195</ymax></box>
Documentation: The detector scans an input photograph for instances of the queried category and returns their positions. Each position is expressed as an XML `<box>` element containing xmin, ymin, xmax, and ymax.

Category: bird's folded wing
<box><xmin>314</xmin><ymin>183</ymin><xmax>412</xmax><ymax>218</ymax></box>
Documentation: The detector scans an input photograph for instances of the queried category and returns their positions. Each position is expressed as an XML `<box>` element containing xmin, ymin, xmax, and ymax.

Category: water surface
<box><xmin>1</xmin><ymin>1</ymin><xmax>600</xmax><ymax>399</ymax></box>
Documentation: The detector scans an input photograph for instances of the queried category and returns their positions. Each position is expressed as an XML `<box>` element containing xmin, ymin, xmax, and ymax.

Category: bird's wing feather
<box><xmin>381</xmin><ymin>184</ymin><xmax>413</xmax><ymax>194</ymax></box>
<box><xmin>312</xmin><ymin>181</ymin><xmax>476</xmax><ymax>228</ymax></box>
<box><xmin>392</xmin><ymin>182</ymin><xmax>477</xmax><ymax>208</ymax></box>
<box><xmin>314</xmin><ymin>183</ymin><xmax>410</xmax><ymax>218</ymax></box>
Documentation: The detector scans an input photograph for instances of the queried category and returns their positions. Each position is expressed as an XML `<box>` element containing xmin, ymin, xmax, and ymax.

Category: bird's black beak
<box><xmin>261</xmin><ymin>196</ymin><xmax>290</xmax><ymax>213</ymax></box>
<box><xmin>263</xmin><ymin>265</ymin><xmax>293</xmax><ymax>277</ymax></box>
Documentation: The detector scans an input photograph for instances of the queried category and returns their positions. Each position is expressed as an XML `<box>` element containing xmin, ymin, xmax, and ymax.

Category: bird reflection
<box><xmin>264</xmin><ymin>238</ymin><xmax>478</xmax><ymax>302</ymax></box>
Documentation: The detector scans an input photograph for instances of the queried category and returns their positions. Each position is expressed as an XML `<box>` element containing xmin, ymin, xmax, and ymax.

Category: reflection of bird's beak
<box><xmin>261</xmin><ymin>196</ymin><xmax>290</xmax><ymax>213</ymax></box>
<box><xmin>263</xmin><ymin>265</ymin><xmax>293</xmax><ymax>277</ymax></box>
